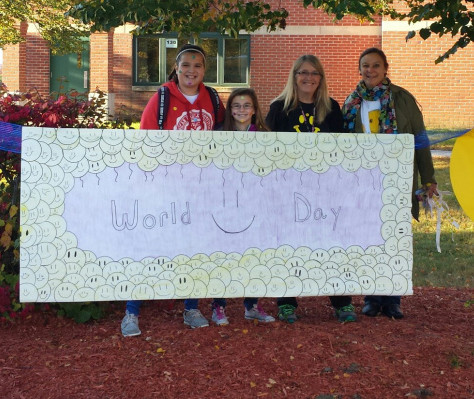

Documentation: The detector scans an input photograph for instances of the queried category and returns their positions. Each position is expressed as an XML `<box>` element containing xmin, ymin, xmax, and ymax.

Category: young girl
<box><xmin>122</xmin><ymin>44</ymin><xmax>226</xmax><ymax>336</ymax></box>
<box><xmin>217</xmin><ymin>88</ymin><xmax>275</xmax><ymax>323</ymax></box>
<box><xmin>223</xmin><ymin>88</ymin><xmax>269</xmax><ymax>132</ymax></box>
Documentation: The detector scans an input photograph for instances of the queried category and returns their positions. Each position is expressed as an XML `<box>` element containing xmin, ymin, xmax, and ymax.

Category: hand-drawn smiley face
<box><xmin>106</xmin><ymin>272</ymin><xmax>128</xmax><ymax>287</ymax></box>
<box><xmin>20</xmin><ymin>283</ymin><xmax>38</xmax><ymax>302</ymax></box>
<box><xmin>74</xmin><ymin>287</ymin><xmax>95</xmax><ymax>302</ymax></box>
<box><xmin>301</xmin><ymin>278</ymin><xmax>319</xmax><ymax>296</ymax></box>
<box><xmin>256</xmin><ymin>131</ymin><xmax>276</xmax><ymax>146</ymax></box>
<box><xmin>213</xmin><ymin>130</ymin><xmax>234</xmax><ymax>145</ymax></box>
<box><xmin>162</xmin><ymin>138</ymin><xmax>185</xmax><ymax>155</ymax></box>
<box><xmin>103</xmin><ymin>153</ymin><xmax>125</xmax><ymax>168</ymax></box>
<box><xmin>317</xmin><ymin>133</ymin><xmax>337</xmax><ymax>153</ymax></box>
<box><xmin>245</xmin><ymin>141</ymin><xmax>265</xmax><ymax>159</ymax></box>
<box><xmin>230</xmin><ymin>266</ymin><xmax>250</xmax><ymax>285</ymax></box>
<box><xmin>213</xmin><ymin>153</ymin><xmax>234</xmax><ymax>170</ymax></box>
<box><xmin>233</xmin><ymin>154</ymin><xmax>254</xmax><ymax>173</ymax></box>
<box><xmin>208</xmin><ymin>278</ymin><xmax>226</xmax><ymax>297</ymax></box>
<box><xmin>268</xmin><ymin>277</ymin><xmax>287</xmax><ymax>297</ymax></box>
<box><xmin>141</xmin><ymin>143</ymin><xmax>164</xmax><ymax>158</ymax></box>
<box><xmin>249</xmin><ymin>265</ymin><xmax>272</xmax><ymax>284</ymax></box>
<box><xmin>384</xmin><ymin>139</ymin><xmax>403</xmax><ymax>158</ymax></box>
<box><xmin>54</xmin><ymin>282</ymin><xmax>77</xmax><ymax>301</ymax></box>
<box><xmin>392</xmin><ymin>274</ymin><xmax>409</xmax><ymax>295</ymax></box>
<box><xmin>153</xmin><ymin>280</ymin><xmax>175</xmax><ymax>298</ymax></box>
<box><xmin>284</xmin><ymin>275</ymin><xmax>303</xmax><ymax>296</ymax></box>
<box><xmin>359</xmin><ymin>275</ymin><xmax>376</xmax><ymax>294</ymax></box>
<box><xmin>202</xmin><ymin>140</ymin><xmax>223</xmax><ymax>158</ymax></box>
<box><xmin>138</xmin><ymin>156</ymin><xmax>159</xmax><ymax>171</ymax></box>
<box><xmin>234</xmin><ymin>130</ymin><xmax>254</xmax><ymax>144</ymax></box>
<box><xmin>264</xmin><ymin>141</ymin><xmax>286</xmax><ymax>161</ymax></box>
<box><xmin>182</xmin><ymin>140</ymin><xmax>203</xmax><ymax>158</ymax></box>
<box><xmin>132</xmin><ymin>284</ymin><xmax>155</xmax><ymax>300</ymax></box>
<box><xmin>95</xmin><ymin>285</ymin><xmax>115</xmax><ymax>301</ymax></box>
<box><xmin>225</xmin><ymin>280</ymin><xmax>245</xmax><ymax>297</ymax></box>
<box><xmin>192</xmin><ymin>153</ymin><xmax>212</xmax><ymax>168</ymax></box>
<box><xmin>190</xmin><ymin>280</ymin><xmax>208</xmax><ymax>297</ymax></box>
<box><xmin>191</xmin><ymin>130</ymin><xmax>212</xmax><ymax>146</ymax></box>
<box><xmin>374</xmin><ymin>276</ymin><xmax>394</xmax><ymax>295</ymax></box>
<box><xmin>100</xmin><ymin>141</ymin><xmax>121</xmax><ymax>156</ymax></box>
<box><xmin>345</xmin><ymin>146</ymin><xmax>364</xmax><ymax>160</ymax></box>
<box><xmin>310</xmin><ymin>249</ymin><xmax>330</xmax><ymax>263</ymax></box>
<box><xmin>22</xmin><ymin>139</ymin><xmax>42</xmax><ymax>162</ymax></box>
<box><xmin>337</xmin><ymin>134</ymin><xmax>358</xmax><ymax>152</ymax></box>
<box><xmin>245</xmin><ymin>278</ymin><xmax>267</xmax><ymax>297</ymax></box>
<box><xmin>173</xmin><ymin>273</ymin><xmax>195</xmax><ymax>297</ymax></box>
<box><xmin>101</xmin><ymin>129</ymin><xmax>125</xmax><ymax>146</ymax></box>
<box><xmin>114</xmin><ymin>281</ymin><xmax>135</xmax><ymax>300</ymax></box>
<box><xmin>224</xmin><ymin>141</ymin><xmax>245</xmax><ymax>159</ymax></box>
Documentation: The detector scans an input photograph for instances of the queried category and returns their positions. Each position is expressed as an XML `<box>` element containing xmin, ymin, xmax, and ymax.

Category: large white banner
<box><xmin>19</xmin><ymin>128</ymin><xmax>414</xmax><ymax>302</ymax></box>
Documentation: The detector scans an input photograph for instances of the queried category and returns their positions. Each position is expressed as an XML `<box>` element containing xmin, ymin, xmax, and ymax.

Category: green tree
<box><xmin>0</xmin><ymin>0</ymin><xmax>88</xmax><ymax>54</ymax></box>
<box><xmin>2</xmin><ymin>1</ymin><xmax>473</xmax><ymax>62</ymax></box>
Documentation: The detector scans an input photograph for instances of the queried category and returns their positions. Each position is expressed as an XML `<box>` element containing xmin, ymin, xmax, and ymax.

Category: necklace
<box><xmin>299</xmin><ymin>103</ymin><xmax>316</xmax><ymax>132</ymax></box>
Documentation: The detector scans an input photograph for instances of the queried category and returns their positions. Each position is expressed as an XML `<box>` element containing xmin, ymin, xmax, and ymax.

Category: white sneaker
<box><xmin>211</xmin><ymin>305</ymin><xmax>229</xmax><ymax>326</ymax></box>
<box><xmin>121</xmin><ymin>311</ymin><xmax>141</xmax><ymax>337</ymax></box>
<box><xmin>183</xmin><ymin>309</ymin><xmax>209</xmax><ymax>328</ymax></box>
<box><xmin>245</xmin><ymin>304</ymin><xmax>275</xmax><ymax>322</ymax></box>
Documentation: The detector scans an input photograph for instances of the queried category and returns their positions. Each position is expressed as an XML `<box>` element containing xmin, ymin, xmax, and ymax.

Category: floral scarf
<box><xmin>342</xmin><ymin>77</ymin><xmax>398</xmax><ymax>134</ymax></box>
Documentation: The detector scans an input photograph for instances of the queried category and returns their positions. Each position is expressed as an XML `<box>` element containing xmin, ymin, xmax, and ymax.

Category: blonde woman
<box><xmin>265</xmin><ymin>55</ymin><xmax>355</xmax><ymax>324</ymax></box>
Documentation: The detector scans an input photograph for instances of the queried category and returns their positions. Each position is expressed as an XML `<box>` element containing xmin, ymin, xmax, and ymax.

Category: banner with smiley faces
<box><xmin>19</xmin><ymin>128</ymin><xmax>414</xmax><ymax>302</ymax></box>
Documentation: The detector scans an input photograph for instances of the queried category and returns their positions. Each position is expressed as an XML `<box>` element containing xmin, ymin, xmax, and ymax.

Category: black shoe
<box><xmin>382</xmin><ymin>304</ymin><xmax>404</xmax><ymax>319</ymax></box>
<box><xmin>362</xmin><ymin>302</ymin><xmax>380</xmax><ymax>317</ymax></box>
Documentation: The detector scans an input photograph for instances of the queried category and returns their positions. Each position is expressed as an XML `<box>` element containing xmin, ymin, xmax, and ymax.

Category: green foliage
<box><xmin>412</xmin><ymin>157</ymin><xmax>474</xmax><ymax>288</ymax></box>
<box><xmin>55</xmin><ymin>302</ymin><xmax>106</xmax><ymax>323</ymax></box>
<box><xmin>401</xmin><ymin>0</ymin><xmax>474</xmax><ymax>63</ymax></box>
<box><xmin>68</xmin><ymin>0</ymin><xmax>288</xmax><ymax>38</ymax></box>
<box><xmin>0</xmin><ymin>85</ymin><xmax>136</xmax><ymax>323</ymax></box>
<box><xmin>0</xmin><ymin>0</ymin><xmax>89</xmax><ymax>55</ymax></box>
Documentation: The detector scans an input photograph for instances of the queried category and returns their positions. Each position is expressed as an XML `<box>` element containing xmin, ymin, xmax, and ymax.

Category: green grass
<box><xmin>412</xmin><ymin>157</ymin><xmax>474</xmax><ymax>288</ymax></box>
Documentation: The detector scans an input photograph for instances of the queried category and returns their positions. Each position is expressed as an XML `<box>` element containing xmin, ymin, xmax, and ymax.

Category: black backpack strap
<box><xmin>157</xmin><ymin>86</ymin><xmax>170</xmax><ymax>130</ymax></box>
<box><xmin>205</xmin><ymin>86</ymin><xmax>220</xmax><ymax>129</ymax></box>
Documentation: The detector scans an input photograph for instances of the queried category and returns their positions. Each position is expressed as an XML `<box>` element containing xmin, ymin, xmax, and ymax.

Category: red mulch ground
<box><xmin>1</xmin><ymin>287</ymin><xmax>473</xmax><ymax>399</ymax></box>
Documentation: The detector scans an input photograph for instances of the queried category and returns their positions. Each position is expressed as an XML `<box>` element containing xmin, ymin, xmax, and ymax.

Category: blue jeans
<box><xmin>126</xmin><ymin>297</ymin><xmax>259</xmax><ymax>315</ymax></box>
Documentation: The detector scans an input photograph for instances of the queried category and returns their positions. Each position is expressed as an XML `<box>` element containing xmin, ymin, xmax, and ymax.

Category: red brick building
<box><xmin>3</xmin><ymin>1</ymin><xmax>473</xmax><ymax>128</ymax></box>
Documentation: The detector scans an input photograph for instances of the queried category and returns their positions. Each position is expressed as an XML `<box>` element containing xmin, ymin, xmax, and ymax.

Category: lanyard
<box><xmin>299</xmin><ymin>105</ymin><xmax>315</xmax><ymax>132</ymax></box>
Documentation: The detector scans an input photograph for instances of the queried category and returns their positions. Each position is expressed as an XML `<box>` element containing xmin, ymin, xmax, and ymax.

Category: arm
<box><xmin>265</xmin><ymin>101</ymin><xmax>284</xmax><ymax>131</ymax></box>
<box><xmin>328</xmin><ymin>98</ymin><xmax>344</xmax><ymax>133</ymax></box>
<box><xmin>139</xmin><ymin>93</ymin><xmax>159</xmax><ymax>129</ymax></box>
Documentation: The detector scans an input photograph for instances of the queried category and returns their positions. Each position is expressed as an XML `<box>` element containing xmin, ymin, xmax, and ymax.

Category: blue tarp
<box><xmin>0</xmin><ymin>121</ymin><xmax>470</xmax><ymax>154</ymax></box>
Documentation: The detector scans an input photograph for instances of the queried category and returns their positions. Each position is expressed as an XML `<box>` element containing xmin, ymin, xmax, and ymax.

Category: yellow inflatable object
<box><xmin>450</xmin><ymin>128</ymin><xmax>474</xmax><ymax>220</ymax></box>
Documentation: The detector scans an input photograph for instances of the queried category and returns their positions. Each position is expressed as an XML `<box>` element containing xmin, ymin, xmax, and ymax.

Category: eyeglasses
<box><xmin>231</xmin><ymin>103</ymin><xmax>253</xmax><ymax>110</ymax></box>
<box><xmin>295</xmin><ymin>71</ymin><xmax>321</xmax><ymax>77</ymax></box>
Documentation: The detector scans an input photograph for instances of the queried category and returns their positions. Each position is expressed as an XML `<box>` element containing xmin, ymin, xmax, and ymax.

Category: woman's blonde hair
<box><xmin>271</xmin><ymin>54</ymin><xmax>331</xmax><ymax>124</ymax></box>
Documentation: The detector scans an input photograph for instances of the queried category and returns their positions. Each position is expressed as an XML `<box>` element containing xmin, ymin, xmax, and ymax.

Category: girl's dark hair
<box><xmin>168</xmin><ymin>44</ymin><xmax>206</xmax><ymax>82</ymax></box>
<box><xmin>223</xmin><ymin>88</ymin><xmax>269</xmax><ymax>131</ymax></box>
<box><xmin>358</xmin><ymin>47</ymin><xmax>389</xmax><ymax>70</ymax></box>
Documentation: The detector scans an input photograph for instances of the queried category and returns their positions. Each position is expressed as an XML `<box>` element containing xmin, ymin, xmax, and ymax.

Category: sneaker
<box><xmin>183</xmin><ymin>309</ymin><xmax>209</xmax><ymax>328</ymax></box>
<box><xmin>212</xmin><ymin>305</ymin><xmax>229</xmax><ymax>326</ymax></box>
<box><xmin>121</xmin><ymin>311</ymin><xmax>141</xmax><ymax>337</ymax></box>
<box><xmin>335</xmin><ymin>304</ymin><xmax>357</xmax><ymax>323</ymax></box>
<box><xmin>245</xmin><ymin>304</ymin><xmax>275</xmax><ymax>323</ymax></box>
<box><xmin>278</xmin><ymin>304</ymin><xmax>297</xmax><ymax>324</ymax></box>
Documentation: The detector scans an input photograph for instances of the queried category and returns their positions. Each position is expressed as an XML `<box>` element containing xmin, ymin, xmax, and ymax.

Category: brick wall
<box><xmin>382</xmin><ymin>29</ymin><xmax>474</xmax><ymax>129</ymax></box>
<box><xmin>2</xmin><ymin>22</ymin><xmax>27</xmax><ymax>92</ymax></box>
<box><xmin>90</xmin><ymin>31</ymin><xmax>114</xmax><ymax>92</ymax></box>
<box><xmin>2</xmin><ymin>1</ymin><xmax>473</xmax><ymax>128</ymax></box>
<box><xmin>26</xmin><ymin>32</ymin><xmax>50</xmax><ymax>95</ymax></box>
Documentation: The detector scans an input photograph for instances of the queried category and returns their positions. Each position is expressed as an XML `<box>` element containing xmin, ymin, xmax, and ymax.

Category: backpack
<box><xmin>157</xmin><ymin>85</ymin><xmax>220</xmax><ymax>130</ymax></box>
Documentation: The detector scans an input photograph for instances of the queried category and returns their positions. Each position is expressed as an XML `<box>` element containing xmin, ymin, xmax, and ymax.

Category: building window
<box><xmin>133</xmin><ymin>34</ymin><xmax>250</xmax><ymax>87</ymax></box>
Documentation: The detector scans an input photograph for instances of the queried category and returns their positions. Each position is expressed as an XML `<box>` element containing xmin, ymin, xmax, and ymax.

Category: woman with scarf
<box><xmin>342</xmin><ymin>47</ymin><xmax>438</xmax><ymax>319</ymax></box>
